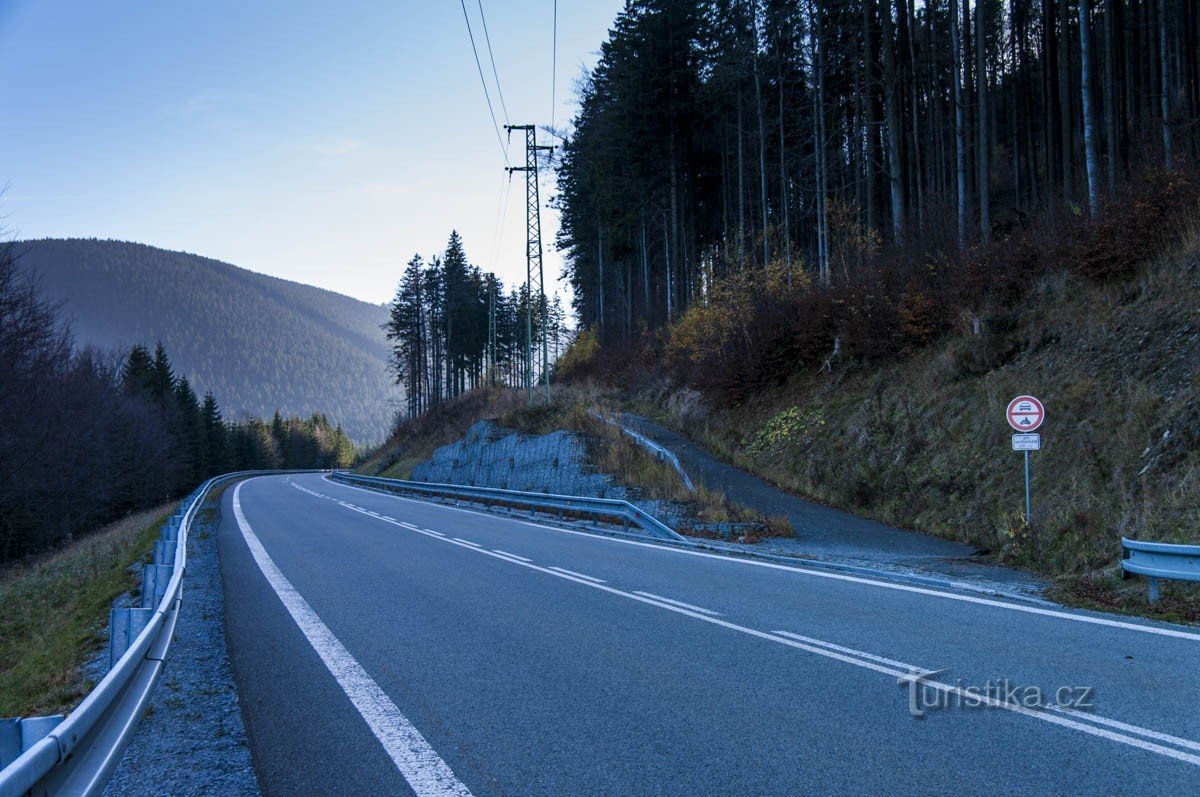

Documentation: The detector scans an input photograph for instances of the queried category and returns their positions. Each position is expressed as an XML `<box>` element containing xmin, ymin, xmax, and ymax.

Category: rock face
<box><xmin>411</xmin><ymin>421</ymin><xmax>684</xmax><ymax>526</ymax></box>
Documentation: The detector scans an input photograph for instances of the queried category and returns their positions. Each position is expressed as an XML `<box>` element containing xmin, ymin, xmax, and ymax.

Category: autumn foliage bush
<box><xmin>662</xmin><ymin>168</ymin><xmax>1200</xmax><ymax>401</ymax></box>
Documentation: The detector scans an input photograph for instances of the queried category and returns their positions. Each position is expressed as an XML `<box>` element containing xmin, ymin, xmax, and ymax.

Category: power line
<box><xmin>475</xmin><ymin>0</ymin><xmax>509</xmax><ymax>127</ymax></box>
<box><xmin>551</xmin><ymin>0</ymin><xmax>558</xmax><ymax>130</ymax></box>
<box><xmin>459</xmin><ymin>0</ymin><xmax>509</xmax><ymax>166</ymax></box>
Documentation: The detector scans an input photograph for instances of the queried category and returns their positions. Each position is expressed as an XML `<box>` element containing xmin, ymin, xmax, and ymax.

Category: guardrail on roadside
<box><xmin>587</xmin><ymin>411</ymin><xmax>696</xmax><ymax>494</ymax></box>
<box><xmin>1121</xmin><ymin>537</ymin><xmax>1200</xmax><ymax>602</ymax></box>
<box><xmin>0</xmin><ymin>469</ymin><xmax>305</xmax><ymax>797</ymax></box>
<box><xmin>330</xmin><ymin>471</ymin><xmax>687</xmax><ymax>542</ymax></box>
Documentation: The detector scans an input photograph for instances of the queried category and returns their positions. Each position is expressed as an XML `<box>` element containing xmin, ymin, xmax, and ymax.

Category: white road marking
<box><xmin>233</xmin><ymin>482</ymin><xmax>473</xmax><ymax>797</ymax></box>
<box><xmin>548</xmin><ymin>566</ymin><xmax>606</xmax><ymax>583</ymax></box>
<box><xmin>773</xmin><ymin>630</ymin><xmax>922</xmax><ymax>670</ymax></box>
<box><xmin>453</xmin><ymin>538</ymin><xmax>481</xmax><ymax>548</ymax></box>
<box><xmin>400</xmin><ymin>522</ymin><xmax>419</xmax><ymax>529</ymax></box>
<box><xmin>492</xmin><ymin>550</ymin><xmax>532</xmax><ymax>563</ymax></box>
<box><xmin>288</xmin><ymin>478</ymin><xmax>1200</xmax><ymax>767</ymax></box>
<box><xmin>1046</xmin><ymin>705</ymin><xmax>1200</xmax><ymax>753</ymax></box>
<box><xmin>424</xmin><ymin>529</ymin><xmax>445</xmax><ymax>537</ymax></box>
<box><xmin>632</xmin><ymin>591</ymin><xmax>721</xmax><ymax>616</ymax></box>
<box><xmin>321</xmin><ymin>477</ymin><xmax>1200</xmax><ymax>643</ymax></box>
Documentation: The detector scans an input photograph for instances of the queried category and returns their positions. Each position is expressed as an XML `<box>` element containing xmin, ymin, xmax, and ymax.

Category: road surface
<box><xmin>219</xmin><ymin>474</ymin><xmax>1199</xmax><ymax>795</ymax></box>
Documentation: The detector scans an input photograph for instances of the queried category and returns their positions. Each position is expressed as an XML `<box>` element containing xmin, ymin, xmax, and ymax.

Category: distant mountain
<box><xmin>15</xmin><ymin>238</ymin><xmax>396</xmax><ymax>444</ymax></box>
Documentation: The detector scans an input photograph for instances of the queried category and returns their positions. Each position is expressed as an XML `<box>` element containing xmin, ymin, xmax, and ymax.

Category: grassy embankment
<box><xmin>358</xmin><ymin>386</ymin><xmax>791</xmax><ymax>537</ymax></box>
<box><xmin>632</xmin><ymin>229</ymin><xmax>1200</xmax><ymax>621</ymax></box>
<box><xmin>0</xmin><ymin>503</ymin><xmax>176</xmax><ymax>717</ymax></box>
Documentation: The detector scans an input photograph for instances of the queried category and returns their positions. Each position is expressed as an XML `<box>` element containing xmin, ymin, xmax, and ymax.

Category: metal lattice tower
<box><xmin>505</xmin><ymin>124</ymin><xmax>553</xmax><ymax>406</ymax></box>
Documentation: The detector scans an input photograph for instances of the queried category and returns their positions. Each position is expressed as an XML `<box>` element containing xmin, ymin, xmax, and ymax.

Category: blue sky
<box><xmin>0</xmin><ymin>0</ymin><xmax>621</xmax><ymax>304</ymax></box>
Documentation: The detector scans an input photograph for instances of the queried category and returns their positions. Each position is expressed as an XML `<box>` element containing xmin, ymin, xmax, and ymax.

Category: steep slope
<box><xmin>635</xmin><ymin>232</ymin><xmax>1200</xmax><ymax>612</ymax></box>
<box><xmin>15</xmin><ymin>238</ymin><xmax>395</xmax><ymax>443</ymax></box>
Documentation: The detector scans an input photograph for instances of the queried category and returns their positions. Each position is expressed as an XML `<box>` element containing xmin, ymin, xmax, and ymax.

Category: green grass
<box><xmin>0</xmin><ymin>502</ymin><xmax>176</xmax><ymax>717</ymax></box>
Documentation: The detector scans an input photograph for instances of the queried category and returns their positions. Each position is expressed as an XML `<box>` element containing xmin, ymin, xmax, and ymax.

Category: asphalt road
<box><xmin>219</xmin><ymin>474</ymin><xmax>1200</xmax><ymax>796</ymax></box>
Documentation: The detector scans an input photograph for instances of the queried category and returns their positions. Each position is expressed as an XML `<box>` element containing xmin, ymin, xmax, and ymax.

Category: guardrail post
<box><xmin>161</xmin><ymin>517</ymin><xmax>180</xmax><ymax>541</ymax></box>
<box><xmin>1147</xmin><ymin>577</ymin><xmax>1160</xmax><ymax>603</ymax></box>
<box><xmin>109</xmin><ymin>608</ymin><xmax>154</xmax><ymax>669</ymax></box>
<box><xmin>140</xmin><ymin>564</ymin><xmax>173</xmax><ymax>609</ymax></box>
<box><xmin>154</xmin><ymin>538</ymin><xmax>177</xmax><ymax>566</ymax></box>
<box><xmin>0</xmin><ymin>716</ymin><xmax>64</xmax><ymax>769</ymax></box>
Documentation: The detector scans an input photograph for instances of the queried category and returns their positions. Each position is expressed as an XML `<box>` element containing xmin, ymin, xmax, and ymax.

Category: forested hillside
<box><xmin>15</xmin><ymin>239</ymin><xmax>394</xmax><ymax>443</ymax></box>
<box><xmin>556</xmin><ymin>0</ymin><xmax>1200</xmax><ymax>344</ymax></box>
<box><xmin>0</xmin><ymin>243</ymin><xmax>356</xmax><ymax>563</ymax></box>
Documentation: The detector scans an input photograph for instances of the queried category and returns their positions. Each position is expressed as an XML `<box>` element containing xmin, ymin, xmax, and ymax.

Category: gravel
<box><xmin>91</xmin><ymin>497</ymin><xmax>260</xmax><ymax>796</ymax></box>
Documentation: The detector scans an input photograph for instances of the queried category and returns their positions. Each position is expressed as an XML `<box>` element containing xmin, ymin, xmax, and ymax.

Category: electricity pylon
<box><xmin>505</xmin><ymin>124</ymin><xmax>553</xmax><ymax>406</ymax></box>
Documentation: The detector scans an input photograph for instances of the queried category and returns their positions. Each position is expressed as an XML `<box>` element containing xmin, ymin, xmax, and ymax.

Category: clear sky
<box><xmin>0</xmin><ymin>0</ymin><xmax>621</xmax><ymax>305</ymax></box>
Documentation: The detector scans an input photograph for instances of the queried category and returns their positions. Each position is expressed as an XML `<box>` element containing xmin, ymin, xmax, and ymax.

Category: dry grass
<box><xmin>0</xmin><ymin>502</ymin><xmax>176</xmax><ymax>717</ymax></box>
<box><xmin>640</xmin><ymin>230</ymin><xmax>1200</xmax><ymax>609</ymax></box>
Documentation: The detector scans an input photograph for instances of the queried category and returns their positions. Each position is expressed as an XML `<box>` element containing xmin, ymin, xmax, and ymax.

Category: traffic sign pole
<box><xmin>1024</xmin><ymin>451</ymin><xmax>1032</xmax><ymax>523</ymax></box>
<box><xmin>1006</xmin><ymin>396</ymin><xmax>1045</xmax><ymax>526</ymax></box>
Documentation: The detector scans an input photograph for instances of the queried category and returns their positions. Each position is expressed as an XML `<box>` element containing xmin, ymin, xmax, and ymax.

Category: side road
<box><xmin>622</xmin><ymin>414</ymin><xmax>1044</xmax><ymax>592</ymax></box>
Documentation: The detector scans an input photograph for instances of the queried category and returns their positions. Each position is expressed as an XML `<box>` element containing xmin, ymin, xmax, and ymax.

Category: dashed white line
<box><xmin>632</xmin><ymin>591</ymin><xmax>721</xmax><ymax>616</ymax></box>
<box><xmin>285</xmin><ymin>477</ymin><xmax>1200</xmax><ymax>767</ymax></box>
<box><xmin>548</xmin><ymin>566</ymin><xmax>606</xmax><ymax>583</ymax></box>
<box><xmin>492</xmin><ymin>550</ymin><xmax>532</xmax><ymax>563</ymax></box>
<box><xmin>400</xmin><ymin>522</ymin><xmax>419</xmax><ymax>529</ymax></box>
<box><xmin>453</xmin><ymin>538</ymin><xmax>481</xmax><ymax>548</ymax></box>
<box><xmin>424</xmin><ymin>529</ymin><xmax>445</xmax><ymax>537</ymax></box>
<box><xmin>319</xmin><ymin>476</ymin><xmax>1200</xmax><ymax>643</ymax></box>
<box><xmin>233</xmin><ymin>482</ymin><xmax>473</xmax><ymax>796</ymax></box>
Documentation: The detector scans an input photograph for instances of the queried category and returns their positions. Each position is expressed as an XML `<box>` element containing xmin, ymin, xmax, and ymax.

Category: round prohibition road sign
<box><xmin>1006</xmin><ymin>395</ymin><xmax>1045</xmax><ymax>432</ymax></box>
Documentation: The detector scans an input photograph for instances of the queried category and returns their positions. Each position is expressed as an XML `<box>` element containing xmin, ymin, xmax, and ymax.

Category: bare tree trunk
<box><xmin>951</xmin><ymin>0</ymin><xmax>967</xmax><ymax>248</ymax></box>
<box><xmin>903</xmin><ymin>0</ymin><xmax>925</xmax><ymax>233</ymax></box>
<box><xmin>1080</xmin><ymin>0</ymin><xmax>1101</xmax><ymax>216</ymax></box>
<box><xmin>881</xmin><ymin>0</ymin><xmax>905</xmax><ymax>243</ymax></box>
<box><xmin>1103</xmin><ymin>0</ymin><xmax>1119</xmax><ymax>190</ymax></box>
<box><xmin>863</xmin><ymin>0</ymin><xmax>878</xmax><ymax>237</ymax></box>
<box><xmin>976</xmin><ymin>0</ymin><xmax>990</xmax><ymax>243</ymax></box>
<box><xmin>737</xmin><ymin>92</ymin><xmax>747</xmax><ymax>263</ymax></box>
<box><xmin>1160</xmin><ymin>0</ymin><xmax>1175</xmax><ymax>168</ymax></box>
<box><xmin>1059</xmin><ymin>0</ymin><xmax>1074</xmax><ymax>197</ymax></box>
<box><xmin>778</xmin><ymin>33</ymin><xmax>791</xmax><ymax>279</ymax></box>
<box><xmin>752</xmin><ymin>1</ymin><xmax>770</xmax><ymax>268</ymax></box>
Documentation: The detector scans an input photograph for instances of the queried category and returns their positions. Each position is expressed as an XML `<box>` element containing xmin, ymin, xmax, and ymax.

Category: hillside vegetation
<box><xmin>15</xmin><ymin>238</ymin><xmax>394</xmax><ymax>443</ymax></box>
<box><xmin>601</xmin><ymin>225</ymin><xmax>1198</xmax><ymax>616</ymax></box>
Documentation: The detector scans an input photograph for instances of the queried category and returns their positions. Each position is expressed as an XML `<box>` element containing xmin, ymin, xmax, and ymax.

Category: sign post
<box><xmin>1006</xmin><ymin>396</ymin><xmax>1045</xmax><ymax>524</ymax></box>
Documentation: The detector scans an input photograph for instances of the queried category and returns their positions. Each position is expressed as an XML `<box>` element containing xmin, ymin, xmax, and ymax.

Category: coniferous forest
<box><xmin>385</xmin><ymin>231</ymin><xmax>572</xmax><ymax>417</ymax></box>
<box><xmin>0</xmin><ymin>243</ymin><xmax>355</xmax><ymax>563</ymax></box>
<box><xmin>555</xmin><ymin>0</ymin><xmax>1200</xmax><ymax>394</ymax></box>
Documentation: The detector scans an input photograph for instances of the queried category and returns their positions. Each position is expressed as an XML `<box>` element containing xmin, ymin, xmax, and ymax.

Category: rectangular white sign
<box><xmin>1012</xmin><ymin>433</ymin><xmax>1041</xmax><ymax>451</ymax></box>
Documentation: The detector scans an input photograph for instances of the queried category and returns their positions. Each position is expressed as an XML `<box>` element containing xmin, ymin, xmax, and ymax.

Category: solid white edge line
<box><xmin>321</xmin><ymin>477</ymin><xmax>1200</xmax><ymax>643</ymax></box>
<box><xmin>293</xmin><ymin>478</ymin><xmax>1200</xmax><ymax>768</ymax></box>
<box><xmin>632</xmin><ymin>591</ymin><xmax>721</xmax><ymax>616</ymax></box>
<box><xmin>233</xmin><ymin>481</ymin><xmax>473</xmax><ymax>797</ymax></box>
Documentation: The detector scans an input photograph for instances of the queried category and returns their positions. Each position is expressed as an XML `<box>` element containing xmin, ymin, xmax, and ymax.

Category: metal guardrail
<box><xmin>619</xmin><ymin>427</ymin><xmax>697</xmax><ymax>493</ymax></box>
<box><xmin>0</xmin><ymin>469</ymin><xmax>303</xmax><ymax>797</ymax></box>
<box><xmin>331</xmin><ymin>471</ymin><xmax>687</xmax><ymax>542</ymax></box>
<box><xmin>1121</xmin><ymin>537</ymin><xmax>1200</xmax><ymax>602</ymax></box>
<box><xmin>587</xmin><ymin>411</ymin><xmax>696</xmax><ymax>493</ymax></box>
